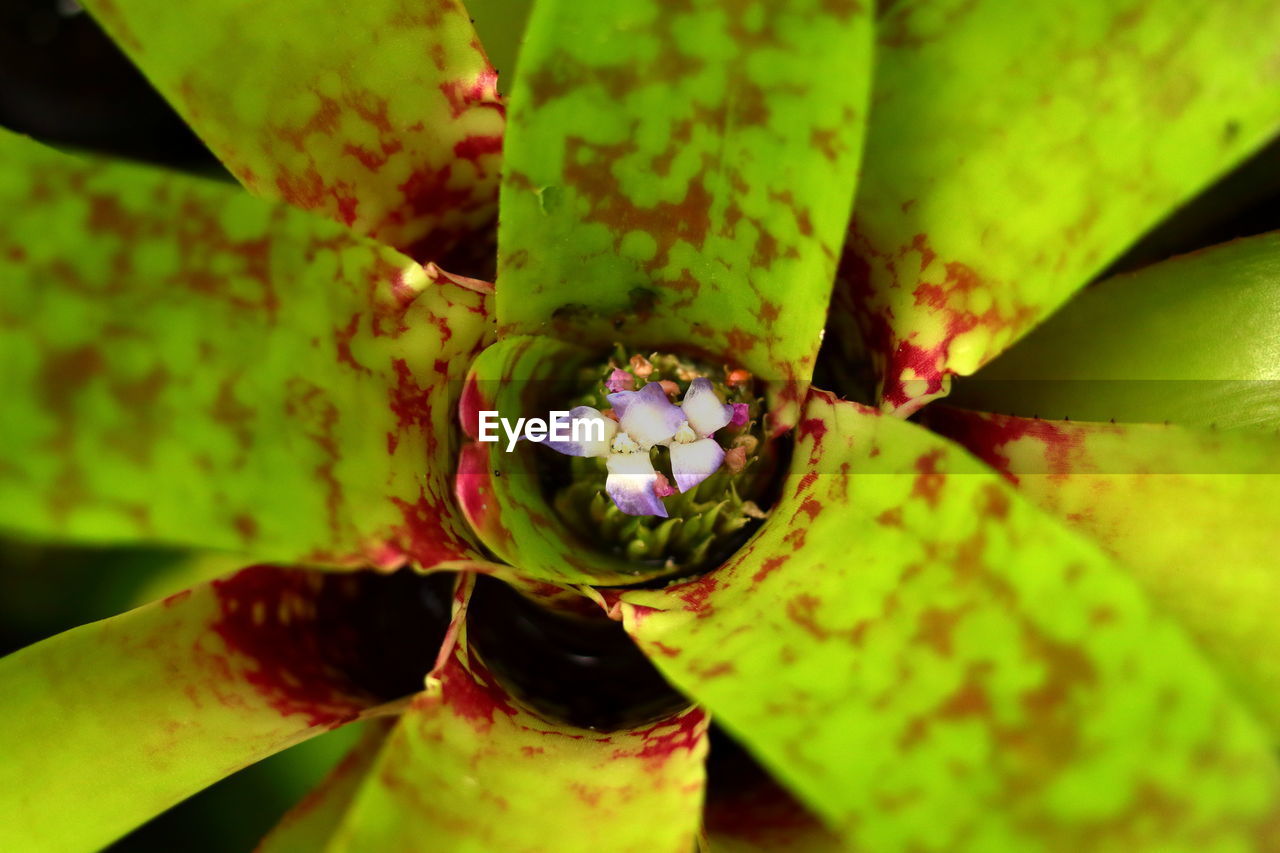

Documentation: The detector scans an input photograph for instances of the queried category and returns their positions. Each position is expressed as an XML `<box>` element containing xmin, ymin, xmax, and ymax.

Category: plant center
<box><xmin>545</xmin><ymin>346</ymin><xmax>776</xmax><ymax>577</ymax></box>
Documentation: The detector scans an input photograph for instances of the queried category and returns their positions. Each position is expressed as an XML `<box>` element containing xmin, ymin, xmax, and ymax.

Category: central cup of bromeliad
<box><xmin>497</xmin><ymin>348</ymin><xmax>778</xmax><ymax>573</ymax></box>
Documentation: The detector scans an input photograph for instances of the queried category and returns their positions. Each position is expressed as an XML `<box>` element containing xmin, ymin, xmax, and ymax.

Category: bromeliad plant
<box><xmin>3</xmin><ymin>0</ymin><xmax>1280</xmax><ymax>850</ymax></box>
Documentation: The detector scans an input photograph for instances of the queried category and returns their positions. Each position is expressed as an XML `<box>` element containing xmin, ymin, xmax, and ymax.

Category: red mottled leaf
<box><xmin>81</xmin><ymin>0</ymin><xmax>505</xmax><ymax>258</ymax></box>
<box><xmin>619</xmin><ymin>391</ymin><xmax>1280</xmax><ymax>847</ymax></box>
<box><xmin>927</xmin><ymin>405</ymin><xmax>1280</xmax><ymax>738</ymax></box>
<box><xmin>497</xmin><ymin>0</ymin><xmax>872</xmax><ymax>425</ymax></box>
<box><xmin>833</xmin><ymin>0</ymin><xmax>1280</xmax><ymax>414</ymax></box>
<box><xmin>0</xmin><ymin>132</ymin><xmax>491</xmax><ymax>568</ymax></box>
<box><xmin>327</xmin><ymin>642</ymin><xmax>708</xmax><ymax>852</ymax></box>
<box><xmin>0</xmin><ymin>565</ymin><xmax>407</xmax><ymax>851</ymax></box>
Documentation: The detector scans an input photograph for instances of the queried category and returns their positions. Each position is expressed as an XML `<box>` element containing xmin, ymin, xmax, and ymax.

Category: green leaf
<box><xmin>497</xmin><ymin>0</ymin><xmax>871</xmax><ymax>423</ymax></box>
<box><xmin>80</xmin><ymin>0</ymin><xmax>504</xmax><ymax>258</ymax></box>
<box><xmin>839</xmin><ymin>0</ymin><xmax>1280</xmax><ymax>415</ymax></box>
<box><xmin>926</xmin><ymin>405</ymin><xmax>1280</xmax><ymax>739</ymax></box>
<box><xmin>619</xmin><ymin>391</ymin><xmax>1280</xmax><ymax>847</ymax></box>
<box><xmin>259</xmin><ymin>719</ymin><xmax>393</xmax><ymax>852</ymax></box>
<box><xmin>949</xmin><ymin>232</ymin><xmax>1280</xmax><ymax>429</ymax></box>
<box><xmin>328</xmin><ymin>643</ymin><xmax>708</xmax><ymax>852</ymax></box>
<box><xmin>0</xmin><ymin>565</ymin><xmax>390</xmax><ymax>851</ymax></box>
<box><xmin>0</xmin><ymin>132</ymin><xmax>490</xmax><ymax>569</ymax></box>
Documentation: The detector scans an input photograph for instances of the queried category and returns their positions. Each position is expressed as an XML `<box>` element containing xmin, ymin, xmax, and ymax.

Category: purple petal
<box><xmin>606</xmin><ymin>381</ymin><xmax>664</xmax><ymax>417</ymax></box>
<box><xmin>539</xmin><ymin>406</ymin><xmax>616</xmax><ymax>457</ymax></box>
<box><xmin>730</xmin><ymin>402</ymin><xmax>750</xmax><ymax>427</ymax></box>
<box><xmin>608</xmin><ymin>383</ymin><xmax>684</xmax><ymax>448</ymax></box>
<box><xmin>670</xmin><ymin>438</ymin><xmax>726</xmax><ymax>493</ymax></box>
<box><xmin>681</xmin><ymin>378</ymin><xmax>733</xmax><ymax>437</ymax></box>
<box><xmin>605</xmin><ymin>452</ymin><xmax>668</xmax><ymax>517</ymax></box>
<box><xmin>605</xmin><ymin>368</ymin><xmax>636</xmax><ymax>393</ymax></box>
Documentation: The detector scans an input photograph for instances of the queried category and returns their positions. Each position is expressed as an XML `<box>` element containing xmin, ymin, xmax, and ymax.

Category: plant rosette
<box><xmin>3</xmin><ymin>1</ymin><xmax>1280</xmax><ymax>852</ymax></box>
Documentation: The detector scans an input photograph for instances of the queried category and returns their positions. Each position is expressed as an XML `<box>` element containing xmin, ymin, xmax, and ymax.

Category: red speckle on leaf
<box><xmin>752</xmin><ymin>555</ymin><xmax>789</xmax><ymax>585</ymax></box>
<box><xmin>627</xmin><ymin>708</ymin><xmax>708</xmax><ymax>763</ymax></box>
<box><xmin>343</xmin><ymin>137</ymin><xmax>405</xmax><ymax>172</ymax></box>
<box><xmin>876</xmin><ymin>507</ymin><xmax>904</xmax><ymax>527</ymax></box>
<box><xmin>208</xmin><ymin>567</ymin><xmax>370</xmax><ymax>728</ymax></box>
<box><xmin>389</xmin><ymin>489</ymin><xmax>471</xmax><ymax>570</ymax></box>
<box><xmin>673</xmin><ymin>574</ymin><xmax>719</xmax><ymax>618</ymax></box>
<box><xmin>233</xmin><ymin>513</ymin><xmax>259</xmax><ymax>543</ymax></box>
<box><xmin>786</xmin><ymin>594</ymin><xmax>830</xmax><ymax>641</ymax></box>
<box><xmin>797</xmin><ymin>417</ymin><xmax>828</xmax><ymax>442</ymax></box>
<box><xmin>982</xmin><ymin>483</ymin><xmax>1011</xmax><ymax>519</ymax></box>
<box><xmin>924</xmin><ymin>407</ymin><xmax>1084</xmax><ymax>481</ymax></box>
<box><xmin>439</xmin><ymin>654</ymin><xmax>518</xmax><ymax>733</ymax></box>
<box><xmin>810</xmin><ymin>126</ymin><xmax>845</xmax><ymax>161</ymax></box>
<box><xmin>570</xmin><ymin>783</ymin><xmax>604</xmax><ymax>808</ymax></box>
<box><xmin>453</xmin><ymin>134</ymin><xmax>503</xmax><ymax>167</ymax></box>
<box><xmin>561</xmin><ymin>136</ymin><xmax>714</xmax><ymax>274</ymax></box>
<box><xmin>725</xmin><ymin>328</ymin><xmax>758</xmax><ymax>354</ymax></box>
<box><xmin>439</xmin><ymin>68</ymin><xmax>503</xmax><ymax>119</ymax></box>
<box><xmin>796</xmin><ymin>417</ymin><xmax>828</xmax><ymax>459</ymax></box>
<box><xmin>690</xmin><ymin>659</ymin><xmax>735</xmax><ymax>680</ymax></box>
<box><xmin>393</xmin><ymin>165</ymin><xmax>478</xmax><ymax>256</ymax></box>
<box><xmin>38</xmin><ymin>344</ymin><xmax>104</xmax><ymax>439</ymax></box>
<box><xmin>386</xmin><ymin>358</ymin><xmax>434</xmax><ymax>455</ymax></box>
<box><xmin>333</xmin><ymin>313</ymin><xmax>369</xmax><ymax>374</ymax></box>
<box><xmin>914</xmin><ymin>606</ymin><xmax>970</xmax><ymax>657</ymax></box>
<box><xmin>648</xmin><ymin>640</ymin><xmax>682</xmax><ymax>658</ymax></box>
<box><xmin>284</xmin><ymin>378</ymin><xmax>344</xmax><ymax>536</ymax></box>
<box><xmin>840</xmin><ymin>229</ymin><xmax>1041</xmax><ymax>413</ymax></box>
<box><xmin>273</xmin><ymin>93</ymin><xmax>341</xmax><ymax>152</ymax></box>
<box><xmin>795</xmin><ymin>497</ymin><xmax>823</xmax><ymax>523</ymax></box>
<box><xmin>208</xmin><ymin>377</ymin><xmax>254</xmax><ymax>455</ymax></box>
<box><xmin>794</xmin><ymin>471</ymin><xmax>819</xmax><ymax>496</ymax></box>
<box><xmin>912</xmin><ymin>448</ymin><xmax>946</xmax><ymax>507</ymax></box>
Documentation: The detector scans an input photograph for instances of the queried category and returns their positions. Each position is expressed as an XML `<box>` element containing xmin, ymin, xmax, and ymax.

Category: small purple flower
<box><xmin>667</xmin><ymin>378</ymin><xmax>732</xmax><ymax>494</ymax></box>
<box><xmin>654</xmin><ymin>472</ymin><xmax>677</xmax><ymax>498</ymax></box>
<box><xmin>604</xmin><ymin>368</ymin><xmax>636</xmax><ymax>393</ymax></box>
<box><xmin>730</xmin><ymin>402</ymin><xmax>750</xmax><ymax>427</ymax></box>
<box><xmin>541</xmin><ymin>378</ymin><xmax>738</xmax><ymax>516</ymax></box>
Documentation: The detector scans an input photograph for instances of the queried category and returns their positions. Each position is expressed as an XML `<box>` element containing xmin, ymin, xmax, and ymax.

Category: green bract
<box><xmin>2</xmin><ymin>0</ymin><xmax>1280</xmax><ymax>850</ymax></box>
<box><xmin>498</xmin><ymin>0</ymin><xmax>871</xmax><ymax>424</ymax></box>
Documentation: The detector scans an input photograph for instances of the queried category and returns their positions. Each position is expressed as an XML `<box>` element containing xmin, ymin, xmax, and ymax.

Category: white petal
<box><xmin>610</xmin><ymin>383</ymin><xmax>684</xmax><ymax>449</ymax></box>
<box><xmin>681</xmin><ymin>378</ymin><xmax>732</xmax><ymax>437</ymax></box>
<box><xmin>540</xmin><ymin>406</ymin><xmax>617</xmax><ymax>457</ymax></box>
<box><xmin>670</xmin><ymin>438</ymin><xmax>726</xmax><ymax>493</ymax></box>
<box><xmin>605</xmin><ymin>452</ymin><xmax>668</xmax><ymax>517</ymax></box>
